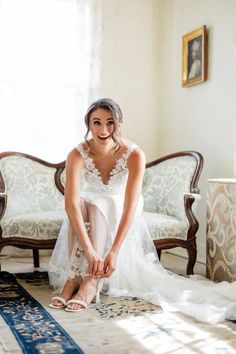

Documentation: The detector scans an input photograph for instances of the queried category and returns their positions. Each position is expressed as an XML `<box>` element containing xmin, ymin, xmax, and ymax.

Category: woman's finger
<box><xmin>98</xmin><ymin>261</ymin><xmax>104</xmax><ymax>273</ymax></box>
<box><xmin>88</xmin><ymin>262</ymin><xmax>93</xmax><ymax>276</ymax></box>
<box><xmin>92</xmin><ymin>263</ymin><xmax>98</xmax><ymax>277</ymax></box>
<box><xmin>103</xmin><ymin>264</ymin><xmax>115</xmax><ymax>278</ymax></box>
<box><xmin>93</xmin><ymin>261</ymin><xmax>103</xmax><ymax>277</ymax></box>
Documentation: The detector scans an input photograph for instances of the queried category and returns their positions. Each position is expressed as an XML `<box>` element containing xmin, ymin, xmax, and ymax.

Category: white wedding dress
<box><xmin>48</xmin><ymin>143</ymin><xmax>236</xmax><ymax>324</ymax></box>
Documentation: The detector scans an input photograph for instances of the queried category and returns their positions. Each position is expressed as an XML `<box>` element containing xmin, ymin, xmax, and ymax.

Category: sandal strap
<box><xmin>66</xmin><ymin>299</ymin><xmax>88</xmax><ymax>309</ymax></box>
<box><xmin>51</xmin><ymin>296</ymin><xmax>67</xmax><ymax>305</ymax></box>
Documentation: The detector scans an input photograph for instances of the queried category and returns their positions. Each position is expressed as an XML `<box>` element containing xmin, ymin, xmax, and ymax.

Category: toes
<box><xmin>66</xmin><ymin>302</ymin><xmax>85</xmax><ymax>311</ymax></box>
<box><xmin>52</xmin><ymin>300</ymin><xmax>64</xmax><ymax>307</ymax></box>
<box><xmin>68</xmin><ymin>304</ymin><xmax>83</xmax><ymax>310</ymax></box>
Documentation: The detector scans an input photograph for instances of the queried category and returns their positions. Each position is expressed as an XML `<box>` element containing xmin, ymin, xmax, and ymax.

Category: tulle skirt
<box><xmin>48</xmin><ymin>192</ymin><xmax>236</xmax><ymax>324</ymax></box>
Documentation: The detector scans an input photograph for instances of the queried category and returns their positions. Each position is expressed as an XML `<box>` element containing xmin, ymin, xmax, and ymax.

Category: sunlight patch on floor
<box><xmin>115</xmin><ymin>311</ymin><xmax>236</xmax><ymax>354</ymax></box>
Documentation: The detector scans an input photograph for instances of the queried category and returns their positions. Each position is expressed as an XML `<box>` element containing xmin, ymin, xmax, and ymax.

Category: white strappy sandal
<box><xmin>65</xmin><ymin>279</ymin><xmax>103</xmax><ymax>312</ymax></box>
<box><xmin>65</xmin><ymin>299</ymin><xmax>88</xmax><ymax>312</ymax></box>
<box><xmin>49</xmin><ymin>296</ymin><xmax>68</xmax><ymax>309</ymax></box>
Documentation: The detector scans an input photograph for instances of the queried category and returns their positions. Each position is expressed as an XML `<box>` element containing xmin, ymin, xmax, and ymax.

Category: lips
<box><xmin>98</xmin><ymin>135</ymin><xmax>110</xmax><ymax>140</ymax></box>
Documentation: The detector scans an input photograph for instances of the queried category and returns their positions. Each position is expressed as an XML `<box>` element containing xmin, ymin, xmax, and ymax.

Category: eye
<box><xmin>93</xmin><ymin>120</ymin><xmax>101</xmax><ymax>125</ymax></box>
<box><xmin>107</xmin><ymin>121</ymin><xmax>114</xmax><ymax>126</ymax></box>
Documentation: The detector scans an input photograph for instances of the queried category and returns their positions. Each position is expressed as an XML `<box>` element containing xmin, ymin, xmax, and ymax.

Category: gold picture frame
<box><xmin>182</xmin><ymin>25</ymin><xmax>207</xmax><ymax>87</ymax></box>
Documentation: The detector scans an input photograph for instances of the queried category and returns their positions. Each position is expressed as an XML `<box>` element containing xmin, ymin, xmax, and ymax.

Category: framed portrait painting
<box><xmin>182</xmin><ymin>25</ymin><xmax>207</xmax><ymax>87</ymax></box>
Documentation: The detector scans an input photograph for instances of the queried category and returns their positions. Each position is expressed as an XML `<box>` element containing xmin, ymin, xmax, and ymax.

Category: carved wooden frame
<box><xmin>146</xmin><ymin>151</ymin><xmax>203</xmax><ymax>274</ymax></box>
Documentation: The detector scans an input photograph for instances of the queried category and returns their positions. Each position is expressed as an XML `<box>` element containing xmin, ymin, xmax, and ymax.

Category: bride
<box><xmin>48</xmin><ymin>98</ymin><xmax>236</xmax><ymax>323</ymax></box>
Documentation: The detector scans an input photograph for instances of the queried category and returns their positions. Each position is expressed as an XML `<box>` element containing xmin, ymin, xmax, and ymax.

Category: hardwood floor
<box><xmin>0</xmin><ymin>251</ymin><xmax>206</xmax><ymax>276</ymax></box>
<box><xmin>161</xmin><ymin>252</ymin><xmax>206</xmax><ymax>276</ymax></box>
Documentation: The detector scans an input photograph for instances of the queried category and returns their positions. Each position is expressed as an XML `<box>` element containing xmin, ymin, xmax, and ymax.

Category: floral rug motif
<box><xmin>0</xmin><ymin>271</ymin><xmax>84</xmax><ymax>354</ymax></box>
<box><xmin>95</xmin><ymin>296</ymin><xmax>160</xmax><ymax>319</ymax></box>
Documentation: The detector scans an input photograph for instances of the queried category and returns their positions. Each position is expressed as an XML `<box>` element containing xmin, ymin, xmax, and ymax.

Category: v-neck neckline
<box><xmin>88</xmin><ymin>153</ymin><xmax>126</xmax><ymax>186</ymax></box>
<box><xmin>77</xmin><ymin>142</ymin><xmax>136</xmax><ymax>187</ymax></box>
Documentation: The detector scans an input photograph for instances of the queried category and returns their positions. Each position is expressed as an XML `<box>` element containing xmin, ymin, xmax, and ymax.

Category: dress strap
<box><xmin>124</xmin><ymin>144</ymin><xmax>138</xmax><ymax>159</ymax></box>
<box><xmin>76</xmin><ymin>142</ymin><xmax>137</xmax><ymax>161</ymax></box>
<box><xmin>75</xmin><ymin>143</ymin><xmax>88</xmax><ymax>159</ymax></box>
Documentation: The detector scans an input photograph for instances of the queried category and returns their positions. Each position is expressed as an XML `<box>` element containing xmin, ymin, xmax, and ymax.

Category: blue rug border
<box><xmin>0</xmin><ymin>271</ymin><xmax>84</xmax><ymax>354</ymax></box>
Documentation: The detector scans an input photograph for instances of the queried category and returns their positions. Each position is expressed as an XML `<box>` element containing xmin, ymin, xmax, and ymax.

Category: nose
<box><xmin>99</xmin><ymin>124</ymin><xmax>108</xmax><ymax>136</ymax></box>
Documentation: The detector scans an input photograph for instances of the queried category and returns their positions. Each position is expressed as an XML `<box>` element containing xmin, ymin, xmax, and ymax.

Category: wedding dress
<box><xmin>48</xmin><ymin>143</ymin><xmax>236</xmax><ymax>324</ymax></box>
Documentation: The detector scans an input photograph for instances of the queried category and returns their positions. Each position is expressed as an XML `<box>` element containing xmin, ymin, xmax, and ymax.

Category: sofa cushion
<box><xmin>143</xmin><ymin>212</ymin><xmax>187</xmax><ymax>240</ymax></box>
<box><xmin>143</xmin><ymin>156</ymin><xmax>197</xmax><ymax>221</ymax></box>
<box><xmin>2</xmin><ymin>210</ymin><xmax>65</xmax><ymax>240</ymax></box>
<box><xmin>0</xmin><ymin>156</ymin><xmax>64</xmax><ymax>219</ymax></box>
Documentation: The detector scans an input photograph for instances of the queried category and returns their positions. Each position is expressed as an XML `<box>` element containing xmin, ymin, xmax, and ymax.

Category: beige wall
<box><xmin>158</xmin><ymin>0</ymin><xmax>236</xmax><ymax>262</ymax></box>
<box><xmin>101</xmin><ymin>0</ymin><xmax>236</xmax><ymax>263</ymax></box>
<box><xmin>100</xmin><ymin>0</ymin><xmax>160</xmax><ymax>162</ymax></box>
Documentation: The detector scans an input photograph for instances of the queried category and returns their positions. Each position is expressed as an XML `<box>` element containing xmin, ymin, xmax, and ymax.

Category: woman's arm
<box><xmin>103</xmin><ymin>147</ymin><xmax>146</xmax><ymax>277</ymax></box>
<box><xmin>65</xmin><ymin>149</ymin><xmax>104</xmax><ymax>277</ymax></box>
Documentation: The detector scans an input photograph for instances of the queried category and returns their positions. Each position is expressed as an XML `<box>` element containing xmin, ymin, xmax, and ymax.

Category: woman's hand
<box><xmin>103</xmin><ymin>250</ymin><xmax>117</xmax><ymax>278</ymax></box>
<box><xmin>86</xmin><ymin>249</ymin><xmax>104</xmax><ymax>278</ymax></box>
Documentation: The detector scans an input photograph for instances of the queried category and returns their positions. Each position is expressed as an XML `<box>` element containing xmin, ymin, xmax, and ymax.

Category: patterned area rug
<box><xmin>0</xmin><ymin>271</ymin><xmax>84</xmax><ymax>354</ymax></box>
<box><xmin>96</xmin><ymin>295</ymin><xmax>159</xmax><ymax>319</ymax></box>
<box><xmin>1</xmin><ymin>271</ymin><xmax>236</xmax><ymax>353</ymax></box>
<box><xmin>15</xmin><ymin>271</ymin><xmax>159</xmax><ymax>319</ymax></box>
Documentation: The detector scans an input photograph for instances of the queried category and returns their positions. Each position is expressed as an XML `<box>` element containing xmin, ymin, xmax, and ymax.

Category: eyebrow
<box><xmin>92</xmin><ymin>117</ymin><xmax>113</xmax><ymax>121</ymax></box>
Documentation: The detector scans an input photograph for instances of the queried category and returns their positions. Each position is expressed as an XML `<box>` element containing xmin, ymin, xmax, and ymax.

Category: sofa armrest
<box><xmin>185</xmin><ymin>192</ymin><xmax>201</xmax><ymax>201</ymax></box>
<box><xmin>184</xmin><ymin>193</ymin><xmax>199</xmax><ymax>241</ymax></box>
<box><xmin>0</xmin><ymin>192</ymin><xmax>7</xmax><ymax>221</ymax></box>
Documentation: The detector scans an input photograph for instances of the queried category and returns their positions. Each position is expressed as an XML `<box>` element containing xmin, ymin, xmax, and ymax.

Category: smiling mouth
<box><xmin>98</xmin><ymin>135</ymin><xmax>110</xmax><ymax>140</ymax></box>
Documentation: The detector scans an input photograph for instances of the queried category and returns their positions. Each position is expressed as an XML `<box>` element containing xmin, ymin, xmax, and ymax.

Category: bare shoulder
<box><xmin>129</xmin><ymin>147</ymin><xmax>145</xmax><ymax>162</ymax></box>
<box><xmin>127</xmin><ymin>146</ymin><xmax>146</xmax><ymax>170</ymax></box>
<box><xmin>66</xmin><ymin>147</ymin><xmax>84</xmax><ymax>168</ymax></box>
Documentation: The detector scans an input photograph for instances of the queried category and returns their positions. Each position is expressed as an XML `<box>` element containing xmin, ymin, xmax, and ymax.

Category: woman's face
<box><xmin>89</xmin><ymin>108</ymin><xmax>115</xmax><ymax>145</ymax></box>
<box><xmin>191</xmin><ymin>48</ymin><xmax>197</xmax><ymax>60</ymax></box>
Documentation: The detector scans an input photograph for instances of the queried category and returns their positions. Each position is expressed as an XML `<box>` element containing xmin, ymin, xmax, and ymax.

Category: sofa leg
<box><xmin>0</xmin><ymin>246</ymin><xmax>3</xmax><ymax>271</ymax></box>
<box><xmin>33</xmin><ymin>249</ymin><xmax>40</xmax><ymax>268</ymax></box>
<box><xmin>157</xmin><ymin>249</ymin><xmax>161</xmax><ymax>260</ymax></box>
<box><xmin>186</xmin><ymin>240</ymin><xmax>197</xmax><ymax>275</ymax></box>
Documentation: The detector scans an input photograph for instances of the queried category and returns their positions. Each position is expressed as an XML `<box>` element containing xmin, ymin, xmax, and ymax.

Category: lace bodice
<box><xmin>75</xmin><ymin>143</ymin><xmax>137</xmax><ymax>194</ymax></box>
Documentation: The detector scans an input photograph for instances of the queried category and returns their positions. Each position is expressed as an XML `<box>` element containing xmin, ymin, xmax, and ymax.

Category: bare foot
<box><xmin>65</xmin><ymin>276</ymin><xmax>100</xmax><ymax>311</ymax></box>
<box><xmin>51</xmin><ymin>277</ymin><xmax>81</xmax><ymax>308</ymax></box>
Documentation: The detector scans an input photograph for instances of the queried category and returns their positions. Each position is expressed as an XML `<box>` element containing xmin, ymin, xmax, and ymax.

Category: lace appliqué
<box><xmin>76</xmin><ymin>143</ymin><xmax>137</xmax><ymax>194</ymax></box>
<box><xmin>68</xmin><ymin>221</ymin><xmax>90</xmax><ymax>279</ymax></box>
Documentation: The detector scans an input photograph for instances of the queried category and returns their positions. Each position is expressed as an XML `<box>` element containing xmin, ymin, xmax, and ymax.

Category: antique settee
<box><xmin>0</xmin><ymin>151</ymin><xmax>203</xmax><ymax>274</ymax></box>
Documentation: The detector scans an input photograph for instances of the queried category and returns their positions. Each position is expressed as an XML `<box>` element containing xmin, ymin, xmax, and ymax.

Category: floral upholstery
<box><xmin>2</xmin><ymin>210</ymin><xmax>65</xmax><ymax>240</ymax></box>
<box><xmin>60</xmin><ymin>168</ymin><xmax>66</xmax><ymax>188</ymax></box>
<box><xmin>0</xmin><ymin>157</ymin><xmax>64</xmax><ymax>218</ymax></box>
<box><xmin>142</xmin><ymin>156</ymin><xmax>199</xmax><ymax>241</ymax></box>
<box><xmin>0</xmin><ymin>156</ymin><xmax>65</xmax><ymax>240</ymax></box>
<box><xmin>143</xmin><ymin>212</ymin><xmax>187</xmax><ymax>240</ymax></box>
<box><xmin>143</xmin><ymin>156</ymin><xmax>197</xmax><ymax>221</ymax></box>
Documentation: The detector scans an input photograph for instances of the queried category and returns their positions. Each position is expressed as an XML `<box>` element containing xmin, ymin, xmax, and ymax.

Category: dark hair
<box><xmin>84</xmin><ymin>98</ymin><xmax>123</xmax><ymax>150</ymax></box>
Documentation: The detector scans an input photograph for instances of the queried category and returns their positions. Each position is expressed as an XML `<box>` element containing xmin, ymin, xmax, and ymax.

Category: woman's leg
<box><xmin>66</xmin><ymin>203</ymin><xmax>109</xmax><ymax>311</ymax></box>
<box><xmin>51</xmin><ymin>198</ymin><xmax>90</xmax><ymax>307</ymax></box>
<box><xmin>87</xmin><ymin>202</ymin><xmax>110</xmax><ymax>257</ymax></box>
